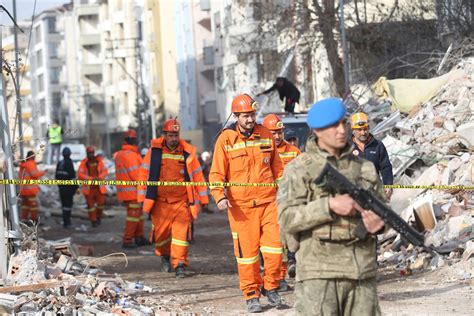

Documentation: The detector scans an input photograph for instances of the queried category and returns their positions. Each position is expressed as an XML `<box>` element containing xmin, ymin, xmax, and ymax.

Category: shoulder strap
<box><xmin>183</xmin><ymin>151</ymin><xmax>195</xmax><ymax>204</ymax></box>
<box><xmin>145</xmin><ymin>148</ymin><xmax>163</xmax><ymax>201</ymax></box>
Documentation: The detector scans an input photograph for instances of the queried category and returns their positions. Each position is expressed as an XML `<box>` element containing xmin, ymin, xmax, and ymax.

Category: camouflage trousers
<box><xmin>295</xmin><ymin>277</ymin><xmax>381</xmax><ymax>316</ymax></box>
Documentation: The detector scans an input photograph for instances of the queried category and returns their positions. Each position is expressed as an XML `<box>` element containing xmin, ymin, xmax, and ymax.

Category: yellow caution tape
<box><xmin>384</xmin><ymin>184</ymin><xmax>473</xmax><ymax>190</ymax></box>
<box><xmin>0</xmin><ymin>179</ymin><xmax>473</xmax><ymax>190</ymax></box>
<box><xmin>0</xmin><ymin>179</ymin><xmax>276</xmax><ymax>187</ymax></box>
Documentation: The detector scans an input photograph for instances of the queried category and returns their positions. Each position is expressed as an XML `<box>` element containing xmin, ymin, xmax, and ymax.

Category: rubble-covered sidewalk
<box><xmin>0</xmin><ymin>224</ymin><xmax>164</xmax><ymax>314</ymax></box>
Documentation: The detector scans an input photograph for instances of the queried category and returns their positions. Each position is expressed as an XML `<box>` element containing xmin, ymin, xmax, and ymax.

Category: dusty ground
<box><xmin>40</xmin><ymin>202</ymin><xmax>473</xmax><ymax>315</ymax></box>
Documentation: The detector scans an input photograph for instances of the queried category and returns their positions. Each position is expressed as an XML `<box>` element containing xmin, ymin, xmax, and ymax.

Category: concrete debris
<box><xmin>373</xmin><ymin>59</ymin><xmax>473</xmax><ymax>281</ymax></box>
<box><xmin>0</xmin><ymin>225</ymin><xmax>161</xmax><ymax>314</ymax></box>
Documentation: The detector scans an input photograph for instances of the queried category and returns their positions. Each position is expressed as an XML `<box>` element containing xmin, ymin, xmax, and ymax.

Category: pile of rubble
<box><xmin>369</xmin><ymin>58</ymin><xmax>473</xmax><ymax>279</ymax></box>
<box><xmin>0</xmin><ymin>224</ymin><xmax>164</xmax><ymax>314</ymax></box>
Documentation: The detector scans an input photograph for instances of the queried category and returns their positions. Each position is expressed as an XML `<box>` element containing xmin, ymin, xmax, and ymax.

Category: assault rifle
<box><xmin>315</xmin><ymin>163</ymin><xmax>430</xmax><ymax>251</ymax></box>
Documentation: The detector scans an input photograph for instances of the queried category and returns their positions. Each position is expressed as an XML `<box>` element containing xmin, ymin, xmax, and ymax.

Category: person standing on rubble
<box><xmin>19</xmin><ymin>150</ymin><xmax>46</xmax><ymax>223</ymax></box>
<box><xmin>262</xmin><ymin>113</ymin><xmax>301</xmax><ymax>291</ymax></box>
<box><xmin>257</xmin><ymin>77</ymin><xmax>301</xmax><ymax>113</ymax></box>
<box><xmin>138</xmin><ymin>118</ymin><xmax>208</xmax><ymax>278</ymax></box>
<box><xmin>78</xmin><ymin>146</ymin><xmax>108</xmax><ymax>227</ymax></box>
<box><xmin>55</xmin><ymin>147</ymin><xmax>78</xmax><ymax>228</ymax></box>
<box><xmin>209</xmin><ymin>94</ymin><xmax>284</xmax><ymax>313</ymax></box>
<box><xmin>115</xmin><ymin>129</ymin><xmax>150</xmax><ymax>249</ymax></box>
<box><xmin>277</xmin><ymin>98</ymin><xmax>386</xmax><ymax>315</ymax></box>
<box><xmin>351</xmin><ymin>112</ymin><xmax>394</xmax><ymax>200</ymax></box>
<box><xmin>46</xmin><ymin>120</ymin><xmax>64</xmax><ymax>164</ymax></box>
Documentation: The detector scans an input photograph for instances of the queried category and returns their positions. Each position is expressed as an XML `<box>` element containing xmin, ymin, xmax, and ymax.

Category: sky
<box><xmin>0</xmin><ymin>0</ymin><xmax>68</xmax><ymax>25</ymax></box>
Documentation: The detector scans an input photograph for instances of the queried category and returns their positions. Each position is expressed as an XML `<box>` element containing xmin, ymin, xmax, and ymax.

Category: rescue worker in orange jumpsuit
<box><xmin>262</xmin><ymin>114</ymin><xmax>301</xmax><ymax>291</ymax></box>
<box><xmin>209</xmin><ymin>94</ymin><xmax>284</xmax><ymax>313</ymax></box>
<box><xmin>115</xmin><ymin>129</ymin><xmax>150</xmax><ymax>249</ymax></box>
<box><xmin>78</xmin><ymin>146</ymin><xmax>108</xmax><ymax>227</ymax></box>
<box><xmin>138</xmin><ymin>119</ymin><xmax>208</xmax><ymax>278</ymax></box>
<box><xmin>19</xmin><ymin>151</ymin><xmax>46</xmax><ymax>222</ymax></box>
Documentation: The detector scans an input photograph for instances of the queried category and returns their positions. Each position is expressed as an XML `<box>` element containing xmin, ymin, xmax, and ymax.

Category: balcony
<box><xmin>77</xmin><ymin>5</ymin><xmax>99</xmax><ymax>17</ymax></box>
<box><xmin>82</xmin><ymin>64</ymin><xmax>102</xmax><ymax>76</ymax></box>
<box><xmin>79</xmin><ymin>34</ymin><xmax>100</xmax><ymax>46</ymax></box>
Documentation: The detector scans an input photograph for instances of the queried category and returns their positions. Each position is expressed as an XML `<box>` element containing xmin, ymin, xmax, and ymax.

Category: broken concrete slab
<box><xmin>456</xmin><ymin>122</ymin><xmax>474</xmax><ymax>147</ymax></box>
<box><xmin>412</xmin><ymin>194</ymin><xmax>437</xmax><ymax>232</ymax></box>
<box><xmin>382</xmin><ymin>135</ymin><xmax>419</xmax><ymax>178</ymax></box>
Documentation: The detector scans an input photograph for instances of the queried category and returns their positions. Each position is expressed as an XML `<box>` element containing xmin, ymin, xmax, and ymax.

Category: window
<box><xmin>203</xmin><ymin>46</ymin><xmax>214</xmax><ymax>65</ymax></box>
<box><xmin>52</xmin><ymin>92</ymin><xmax>61</xmax><ymax>117</ymax></box>
<box><xmin>50</xmin><ymin>67</ymin><xmax>61</xmax><ymax>84</ymax></box>
<box><xmin>214</xmin><ymin>12</ymin><xmax>221</xmax><ymax>28</ymax></box>
<box><xmin>47</xmin><ymin>17</ymin><xmax>57</xmax><ymax>33</ymax></box>
<box><xmin>39</xmin><ymin>99</ymin><xmax>46</xmax><ymax>116</ymax></box>
<box><xmin>110</xmin><ymin>96</ymin><xmax>116</xmax><ymax>115</ymax></box>
<box><xmin>123</xmin><ymin>92</ymin><xmax>128</xmax><ymax>113</ymax></box>
<box><xmin>200</xmin><ymin>0</ymin><xmax>211</xmax><ymax>11</ymax></box>
<box><xmin>36</xmin><ymin>50</ymin><xmax>43</xmax><ymax>68</ymax></box>
<box><xmin>35</xmin><ymin>25</ymin><xmax>41</xmax><ymax>44</ymax></box>
<box><xmin>52</xmin><ymin>93</ymin><xmax>61</xmax><ymax>106</ymax></box>
<box><xmin>38</xmin><ymin>74</ymin><xmax>44</xmax><ymax>92</ymax></box>
<box><xmin>204</xmin><ymin>101</ymin><xmax>218</xmax><ymax>122</ymax></box>
<box><xmin>49</xmin><ymin>43</ymin><xmax>58</xmax><ymax>58</ymax></box>
<box><xmin>118</xmin><ymin>23</ymin><xmax>124</xmax><ymax>41</ymax></box>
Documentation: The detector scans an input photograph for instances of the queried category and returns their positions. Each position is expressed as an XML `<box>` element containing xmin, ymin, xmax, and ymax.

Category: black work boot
<box><xmin>263</xmin><ymin>289</ymin><xmax>282</xmax><ymax>307</ymax></box>
<box><xmin>246</xmin><ymin>298</ymin><xmax>263</xmax><ymax>313</ymax></box>
<box><xmin>278</xmin><ymin>279</ymin><xmax>290</xmax><ymax>292</ymax></box>
<box><xmin>122</xmin><ymin>242</ymin><xmax>137</xmax><ymax>249</ymax></box>
<box><xmin>175</xmin><ymin>263</ymin><xmax>185</xmax><ymax>278</ymax></box>
<box><xmin>91</xmin><ymin>221</ymin><xmax>98</xmax><ymax>228</ymax></box>
<box><xmin>135</xmin><ymin>237</ymin><xmax>152</xmax><ymax>246</ymax></box>
<box><xmin>287</xmin><ymin>259</ymin><xmax>296</xmax><ymax>279</ymax></box>
<box><xmin>161</xmin><ymin>256</ymin><xmax>171</xmax><ymax>273</ymax></box>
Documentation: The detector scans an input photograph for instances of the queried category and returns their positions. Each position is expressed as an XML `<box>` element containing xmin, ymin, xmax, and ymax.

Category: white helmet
<box><xmin>201</xmin><ymin>151</ymin><xmax>211</xmax><ymax>162</ymax></box>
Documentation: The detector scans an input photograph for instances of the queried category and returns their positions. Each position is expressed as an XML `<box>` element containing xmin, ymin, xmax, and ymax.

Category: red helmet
<box><xmin>231</xmin><ymin>94</ymin><xmax>258</xmax><ymax>113</ymax></box>
<box><xmin>163</xmin><ymin>118</ymin><xmax>180</xmax><ymax>132</ymax></box>
<box><xmin>124</xmin><ymin>129</ymin><xmax>137</xmax><ymax>139</ymax></box>
<box><xmin>262</xmin><ymin>114</ymin><xmax>284</xmax><ymax>131</ymax></box>
<box><xmin>86</xmin><ymin>146</ymin><xmax>95</xmax><ymax>153</ymax></box>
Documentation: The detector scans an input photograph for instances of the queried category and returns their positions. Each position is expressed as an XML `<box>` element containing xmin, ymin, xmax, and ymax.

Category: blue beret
<box><xmin>307</xmin><ymin>98</ymin><xmax>346</xmax><ymax>129</ymax></box>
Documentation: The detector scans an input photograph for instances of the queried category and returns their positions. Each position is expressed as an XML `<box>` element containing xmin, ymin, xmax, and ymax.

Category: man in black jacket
<box><xmin>55</xmin><ymin>147</ymin><xmax>78</xmax><ymax>228</ymax></box>
<box><xmin>351</xmin><ymin>112</ymin><xmax>394</xmax><ymax>199</ymax></box>
<box><xmin>257</xmin><ymin>77</ymin><xmax>300</xmax><ymax>113</ymax></box>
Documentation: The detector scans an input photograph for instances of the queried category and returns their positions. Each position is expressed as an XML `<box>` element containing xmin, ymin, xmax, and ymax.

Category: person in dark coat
<box><xmin>55</xmin><ymin>147</ymin><xmax>78</xmax><ymax>228</ymax></box>
<box><xmin>257</xmin><ymin>77</ymin><xmax>301</xmax><ymax>113</ymax></box>
<box><xmin>351</xmin><ymin>112</ymin><xmax>394</xmax><ymax>200</ymax></box>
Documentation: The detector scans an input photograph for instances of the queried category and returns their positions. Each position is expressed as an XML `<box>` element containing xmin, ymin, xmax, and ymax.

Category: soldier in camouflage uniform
<box><xmin>277</xmin><ymin>98</ymin><xmax>386</xmax><ymax>315</ymax></box>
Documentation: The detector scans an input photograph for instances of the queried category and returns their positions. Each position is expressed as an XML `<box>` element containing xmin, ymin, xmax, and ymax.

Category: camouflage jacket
<box><xmin>277</xmin><ymin>135</ymin><xmax>385</xmax><ymax>281</ymax></box>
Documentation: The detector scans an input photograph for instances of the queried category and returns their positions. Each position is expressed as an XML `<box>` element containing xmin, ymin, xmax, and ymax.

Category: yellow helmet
<box><xmin>351</xmin><ymin>112</ymin><xmax>369</xmax><ymax>129</ymax></box>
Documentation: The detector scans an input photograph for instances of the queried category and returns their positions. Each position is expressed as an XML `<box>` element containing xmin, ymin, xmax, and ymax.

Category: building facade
<box><xmin>28</xmin><ymin>7</ymin><xmax>69</xmax><ymax>161</ymax></box>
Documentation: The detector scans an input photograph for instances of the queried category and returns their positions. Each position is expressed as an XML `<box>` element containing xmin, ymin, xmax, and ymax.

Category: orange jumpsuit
<box><xmin>138</xmin><ymin>137</ymin><xmax>208</xmax><ymax>268</ymax></box>
<box><xmin>276</xmin><ymin>140</ymin><xmax>301</xmax><ymax>279</ymax></box>
<box><xmin>19</xmin><ymin>159</ymin><xmax>46</xmax><ymax>221</ymax></box>
<box><xmin>209</xmin><ymin>124</ymin><xmax>284</xmax><ymax>300</ymax></box>
<box><xmin>78</xmin><ymin>157</ymin><xmax>108</xmax><ymax>223</ymax></box>
<box><xmin>115</xmin><ymin>144</ymin><xmax>144</xmax><ymax>244</ymax></box>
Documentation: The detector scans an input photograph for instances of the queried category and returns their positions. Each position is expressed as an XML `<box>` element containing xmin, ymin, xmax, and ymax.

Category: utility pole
<box><xmin>12</xmin><ymin>0</ymin><xmax>23</xmax><ymax>159</ymax></box>
<box><xmin>0</xmin><ymin>25</ymin><xmax>23</xmax><ymax>259</ymax></box>
<box><xmin>85</xmin><ymin>86</ymin><xmax>91</xmax><ymax>145</ymax></box>
<box><xmin>340</xmin><ymin>0</ymin><xmax>350</xmax><ymax>95</ymax></box>
<box><xmin>134</xmin><ymin>38</ymin><xmax>141</xmax><ymax>146</ymax></box>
